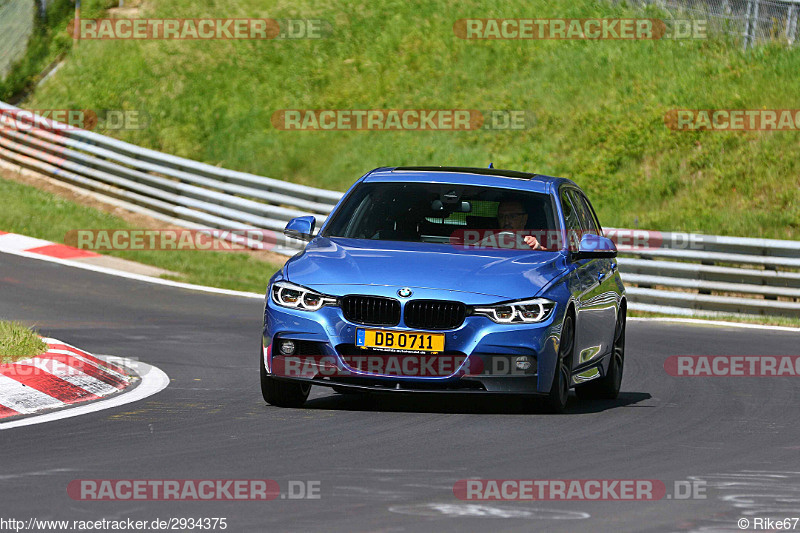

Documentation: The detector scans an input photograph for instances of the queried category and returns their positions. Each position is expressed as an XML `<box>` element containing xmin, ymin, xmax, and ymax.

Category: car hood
<box><xmin>286</xmin><ymin>237</ymin><xmax>567</xmax><ymax>300</ymax></box>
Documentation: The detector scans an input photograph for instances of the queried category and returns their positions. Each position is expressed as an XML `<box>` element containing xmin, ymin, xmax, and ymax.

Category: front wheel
<box><xmin>576</xmin><ymin>307</ymin><xmax>625</xmax><ymax>401</ymax></box>
<box><xmin>260</xmin><ymin>348</ymin><xmax>310</xmax><ymax>407</ymax></box>
<box><xmin>544</xmin><ymin>313</ymin><xmax>574</xmax><ymax>413</ymax></box>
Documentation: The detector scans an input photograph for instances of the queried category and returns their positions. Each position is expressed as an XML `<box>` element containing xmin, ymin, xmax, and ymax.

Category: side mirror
<box><xmin>573</xmin><ymin>234</ymin><xmax>617</xmax><ymax>260</ymax></box>
<box><xmin>284</xmin><ymin>216</ymin><xmax>316</xmax><ymax>242</ymax></box>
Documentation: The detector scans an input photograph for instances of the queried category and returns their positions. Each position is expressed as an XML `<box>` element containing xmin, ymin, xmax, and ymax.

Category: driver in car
<box><xmin>496</xmin><ymin>200</ymin><xmax>547</xmax><ymax>251</ymax></box>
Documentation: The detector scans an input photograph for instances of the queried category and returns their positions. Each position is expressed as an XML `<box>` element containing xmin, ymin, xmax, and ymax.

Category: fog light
<box><xmin>279</xmin><ymin>340</ymin><xmax>296</xmax><ymax>355</ymax></box>
<box><xmin>515</xmin><ymin>356</ymin><xmax>532</xmax><ymax>371</ymax></box>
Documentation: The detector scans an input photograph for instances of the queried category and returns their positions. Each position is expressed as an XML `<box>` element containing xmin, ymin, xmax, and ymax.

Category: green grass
<box><xmin>0</xmin><ymin>177</ymin><xmax>281</xmax><ymax>293</ymax></box>
<box><xmin>20</xmin><ymin>0</ymin><xmax>800</xmax><ymax>241</ymax></box>
<box><xmin>0</xmin><ymin>320</ymin><xmax>47</xmax><ymax>362</ymax></box>
<box><xmin>0</xmin><ymin>0</ymin><xmax>115</xmax><ymax>101</ymax></box>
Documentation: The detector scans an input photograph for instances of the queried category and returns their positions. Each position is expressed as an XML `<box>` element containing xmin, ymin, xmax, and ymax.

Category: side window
<box><xmin>559</xmin><ymin>188</ymin><xmax>582</xmax><ymax>252</ymax></box>
<box><xmin>568</xmin><ymin>190</ymin><xmax>600</xmax><ymax>235</ymax></box>
<box><xmin>581</xmin><ymin>193</ymin><xmax>602</xmax><ymax>233</ymax></box>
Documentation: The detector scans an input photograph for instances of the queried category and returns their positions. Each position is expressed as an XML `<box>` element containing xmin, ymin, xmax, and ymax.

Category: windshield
<box><xmin>322</xmin><ymin>182</ymin><xmax>559</xmax><ymax>250</ymax></box>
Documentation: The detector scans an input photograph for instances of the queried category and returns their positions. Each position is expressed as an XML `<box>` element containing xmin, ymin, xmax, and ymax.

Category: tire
<box><xmin>544</xmin><ymin>313</ymin><xmax>574</xmax><ymax>413</ymax></box>
<box><xmin>260</xmin><ymin>348</ymin><xmax>310</xmax><ymax>408</ymax></box>
<box><xmin>576</xmin><ymin>307</ymin><xmax>625</xmax><ymax>401</ymax></box>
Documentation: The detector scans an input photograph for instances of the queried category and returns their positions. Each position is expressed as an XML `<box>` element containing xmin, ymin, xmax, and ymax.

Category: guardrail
<box><xmin>1</xmin><ymin>101</ymin><xmax>798</xmax><ymax>319</ymax></box>
<box><xmin>610</xmin><ymin>230</ymin><xmax>800</xmax><ymax>318</ymax></box>
<box><xmin>0</xmin><ymin>101</ymin><xmax>342</xmax><ymax>254</ymax></box>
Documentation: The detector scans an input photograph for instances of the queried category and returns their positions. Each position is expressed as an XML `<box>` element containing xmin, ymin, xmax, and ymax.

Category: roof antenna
<box><xmin>488</xmin><ymin>162</ymin><xmax>494</xmax><ymax>169</ymax></box>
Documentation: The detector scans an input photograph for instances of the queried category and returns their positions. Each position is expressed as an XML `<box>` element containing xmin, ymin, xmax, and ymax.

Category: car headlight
<box><xmin>271</xmin><ymin>281</ymin><xmax>337</xmax><ymax>311</ymax></box>
<box><xmin>471</xmin><ymin>298</ymin><xmax>555</xmax><ymax>324</ymax></box>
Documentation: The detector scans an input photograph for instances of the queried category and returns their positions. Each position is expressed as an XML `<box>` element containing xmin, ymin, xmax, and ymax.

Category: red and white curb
<box><xmin>0</xmin><ymin>338</ymin><xmax>168</xmax><ymax>429</ymax></box>
<box><xmin>0</xmin><ymin>338</ymin><xmax>129</xmax><ymax>418</ymax></box>
<box><xmin>0</xmin><ymin>230</ymin><xmax>99</xmax><ymax>260</ymax></box>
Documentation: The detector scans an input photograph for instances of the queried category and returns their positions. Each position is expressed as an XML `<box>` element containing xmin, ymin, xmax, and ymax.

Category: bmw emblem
<box><xmin>398</xmin><ymin>288</ymin><xmax>413</xmax><ymax>298</ymax></box>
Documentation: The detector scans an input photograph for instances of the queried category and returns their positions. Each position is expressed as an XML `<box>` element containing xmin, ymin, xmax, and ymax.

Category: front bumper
<box><xmin>262</xmin><ymin>291</ymin><xmax>565</xmax><ymax>394</ymax></box>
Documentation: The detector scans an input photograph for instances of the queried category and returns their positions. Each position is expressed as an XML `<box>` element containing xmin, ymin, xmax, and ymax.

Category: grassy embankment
<box><xmin>0</xmin><ymin>320</ymin><xmax>46</xmax><ymax>363</ymax></box>
<box><xmin>0</xmin><ymin>0</ymin><xmax>114</xmax><ymax>102</ymax></box>
<box><xmin>22</xmin><ymin>0</ymin><xmax>800</xmax><ymax>239</ymax></box>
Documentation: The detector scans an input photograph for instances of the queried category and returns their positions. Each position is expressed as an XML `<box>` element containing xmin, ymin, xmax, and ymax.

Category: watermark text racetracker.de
<box><xmin>67</xmin><ymin>479</ymin><xmax>320</xmax><ymax>501</ymax></box>
<box><xmin>666</xmin><ymin>109</ymin><xmax>800</xmax><ymax>131</ymax></box>
<box><xmin>0</xmin><ymin>109</ymin><xmax>148</xmax><ymax>132</ymax></box>
<box><xmin>70</xmin><ymin>18</ymin><xmax>332</xmax><ymax>40</ymax></box>
<box><xmin>665</xmin><ymin>356</ymin><xmax>800</xmax><ymax>377</ymax></box>
<box><xmin>271</xmin><ymin>354</ymin><xmax>478</xmax><ymax>378</ymax></box>
<box><xmin>271</xmin><ymin>109</ymin><xmax>534</xmax><ymax>131</ymax></box>
<box><xmin>449</xmin><ymin>229</ymin><xmax>709</xmax><ymax>252</ymax></box>
<box><xmin>64</xmin><ymin>229</ymin><xmax>279</xmax><ymax>251</ymax></box>
<box><xmin>453</xmin><ymin>479</ymin><xmax>707</xmax><ymax>500</ymax></box>
<box><xmin>453</xmin><ymin>18</ymin><xmax>706</xmax><ymax>40</ymax></box>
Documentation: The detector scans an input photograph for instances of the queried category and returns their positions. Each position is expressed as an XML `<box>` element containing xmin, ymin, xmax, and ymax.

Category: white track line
<box><xmin>0</xmin><ymin>233</ymin><xmax>54</xmax><ymax>251</ymax></box>
<box><xmin>0</xmin><ymin>356</ymin><xmax>169</xmax><ymax>430</ymax></box>
<box><xmin>628</xmin><ymin>316</ymin><xmax>800</xmax><ymax>333</ymax></box>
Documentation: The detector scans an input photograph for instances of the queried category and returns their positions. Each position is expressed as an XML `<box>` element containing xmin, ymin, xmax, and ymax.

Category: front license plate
<box><xmin>356</xmin><ymin>329</ymin><xmax>445</xmax><ymax>353</ymax></box>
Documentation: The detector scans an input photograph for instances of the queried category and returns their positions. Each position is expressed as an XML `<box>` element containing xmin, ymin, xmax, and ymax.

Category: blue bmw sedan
<box><xmin>261</xmin><ymin>166</ymin><xmax>626</xmax><ymax>412</ymax></box>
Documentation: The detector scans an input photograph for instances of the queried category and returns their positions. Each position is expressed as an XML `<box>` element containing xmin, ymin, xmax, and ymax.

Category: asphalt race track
<box><xmin>1</xmin><ymin>251</ymin><xmax>799</xmax><ymax>533</ymax></box>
